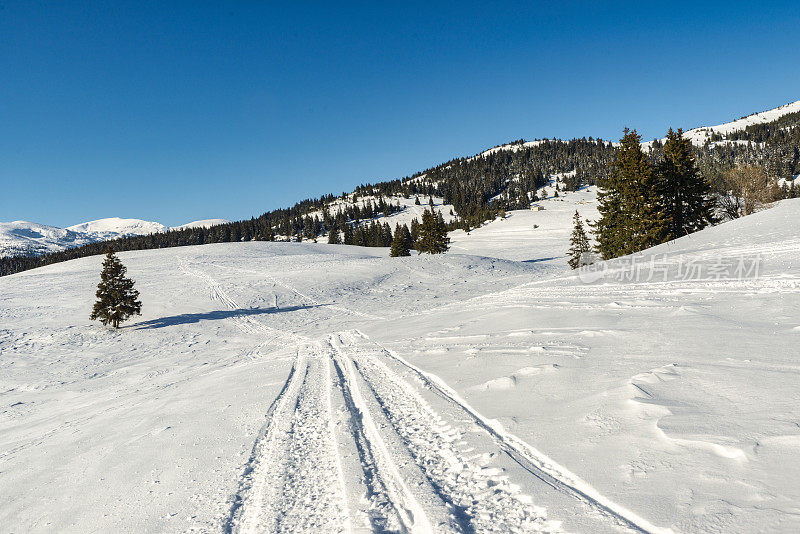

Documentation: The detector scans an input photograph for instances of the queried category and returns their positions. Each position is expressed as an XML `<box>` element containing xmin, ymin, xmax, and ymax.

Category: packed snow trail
<box><xmin>229</xmin><ymin>335</ymin><xmax>567</xmax><ymax>533</ymax></box>
<box><xmin>348</xmin><ymin>331</ymin><xmax>672</xmax><ymax>534</ymax></box>
<box><xmin>178</xmin><ymin>257</ymin><xmax>669</xmax><ymax>533</ymax></box>
<box><xmin>330</xmin><ymin>331</ymin><xmax>563</xmax><ymax>533</ymax></box>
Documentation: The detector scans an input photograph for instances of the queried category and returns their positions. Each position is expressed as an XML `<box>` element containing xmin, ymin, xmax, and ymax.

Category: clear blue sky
<box><xmin>1</xmin><ymin>1</ymin><xmax>798</xmax><ymax>227</ymax></box>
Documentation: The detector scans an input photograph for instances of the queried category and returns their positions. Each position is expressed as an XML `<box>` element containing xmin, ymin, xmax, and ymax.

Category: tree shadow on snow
<box><xmin>522</xmin><ymin>256</ymin><xmax>559</xmax><ymax>264</ymax></box>
<box><xmin>133</xmin><ymin>304</ymin><xmax>322</xmax><ymax>330</ymax></box>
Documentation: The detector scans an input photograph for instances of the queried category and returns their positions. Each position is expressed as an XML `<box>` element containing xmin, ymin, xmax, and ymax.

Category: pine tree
<box><xmin>90</xmin><ymin>248</ymin><xmax>142</xmax><ymax>328</ymax></box>
<box><xmin>415</xmin><ymin>209</ymin><xmax>450</xmax><ymax>254</ymax></box>
<box><xmin>390</xmin><ymin>223</ymin><xmax>412</xmax><ymax>256</ymax></box>
<box><xmin>594</xmin><ymin>128</ymin><xmax>667</xmax><ymax>259</ymax></box>
<box><xmin>657</xmin><ymin>128</ymin><xmax>715</xmax><ymax>239</ymax></box>
<box><xmin>567</xmin><ymin>210</ymin><xmax>591</xmax><ymax>269</ymax></box>
<box><xmin>409</xmin><ymin>218</ymin><xmax>420</xmax><ymax>243</ymax></box>
<box><xmin>343</xmin><ymin>223</ymin><xmax>354</xmax><ymax>245</ymax></box>
<box><xmin>327</xmin><ymin>224</ymin><xmax>340</xmax><ymax>244</ymax></box>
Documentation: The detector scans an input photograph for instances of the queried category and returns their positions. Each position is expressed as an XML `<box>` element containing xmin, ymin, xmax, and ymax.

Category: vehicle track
<box><xmin>180</xmin><ymin>261</ymin><xmax>666</xmax><ymax>533</ymax></box>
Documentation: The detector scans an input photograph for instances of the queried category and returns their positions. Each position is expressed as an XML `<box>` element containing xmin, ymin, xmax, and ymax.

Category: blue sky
<box><xmin>1</xmin><ymin>1</ymin><xmax>798</xmax><ymax>227</ymax></box>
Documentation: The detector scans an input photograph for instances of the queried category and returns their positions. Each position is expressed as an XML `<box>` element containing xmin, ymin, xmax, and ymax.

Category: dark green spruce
<box><xmin>594</xmin><ymin>128</ymin><xmax>667</xmax><ymax>260</ymax></box>
<box><xmin>390</xmin><ymin>223</ymin><xmax>413</xmax><ymax>257</ymax></box>
<box><xmin>90</xmin><ymin>248</ymin><xmax>142</xmax><ymax>328</ymax></box>
<box><xmin>656</xmin><ymin>128</ymin><xmax>715</xmax><ymax>239</ymax></box>
<box><xmin>567</xmin><ymin>210</ymin><xmax>592</xmax><ymax>269</ymax></box>
<box><xmin>415</xmin><ymin>209</ymin><xmax>450</xmax><ymax>254</ymax></box>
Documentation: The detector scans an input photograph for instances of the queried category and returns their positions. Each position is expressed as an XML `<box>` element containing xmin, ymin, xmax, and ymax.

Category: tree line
<box><xmin>3</xmin><ymin>107</ymin><xmax>797</xmax><ymax>277</ymax></box>
<box><xmin>568</xmin><ymin>124</ymin><xmax>794</xmax><ymax>267</ymax></box>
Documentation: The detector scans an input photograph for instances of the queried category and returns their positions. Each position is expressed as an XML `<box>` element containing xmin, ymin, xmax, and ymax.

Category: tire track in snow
<box><xmin>230</xmin><ymin>347</ymin><xmax>350</xmax><ymax>534</ymax></box>
<box><xmin>349</xmin><ymin>330</ymin><xmax>673</xmax><ymax>534</ymax></box>
<box><xmin>178</xmin><ymin>260</ymin><xmax>660</xmax><ymax>532</ymax></box>
<box><xmin>211</xmin><ymin>264</ymin><xmax>386</xmax><ymax>321</ymax></box>
<box><xmin>330</xmin><ymin>341</ymin><xmax>440</xmax><ymax>534</ymax></box>
<box><xmin>178</xmin><ymin>259</ymin><xmax>308</xmax><ymax>346</ymax></box>
<box><xmin>331</xmin><ymin>331</ymin><xmax>562</xmax><ymax>533</ymax></box>
<box><xmin>223</xmin><ymin>347</ymin><xmax>305</xmax><ymax>533</ymax></box>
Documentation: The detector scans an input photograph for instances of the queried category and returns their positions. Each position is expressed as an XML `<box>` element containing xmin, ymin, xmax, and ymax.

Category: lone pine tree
<box><xmin>567</xmin><ymin>210</ymin><xmax>592</xmax><ymax>269</ymax></box>
<box><xmin>90</xmin><ymin>248</ymin><xmax>142</xmax><ymax>328</ymax></box>
<box><xmin>657</xmin><ymin>128</ymin><xmax>715</xmax><ymax>239</ymax></box>
<box><xmin>415</xmin><ymin>209</ymin><xmax>450</xmax><ymax>254</ymax></box>
<box><xmin>390</xmin><ymin>223</ymin><xmax>413</xmax><ymax>257</ymax></box>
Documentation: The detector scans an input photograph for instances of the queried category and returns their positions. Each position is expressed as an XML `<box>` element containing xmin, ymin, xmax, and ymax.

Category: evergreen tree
<box><xmin>390</xmin><ymin>223</ymin><xmax>412</xmax><ymax>256</ymax></box>
<box><xmin>594</xmin><ymin>128</ymin><xmax>667</xmax><ymax>259</ymax></box>
<box><xmin>343</xmin><ymin>223</ymin><xmax>354</xmax><ymax>245</ymax></box>
<box><xmin>410</xmin><ymin>218</ymin><xmax>420</xmax><ymax>243</ymax></box>
<box><xmin>415</xmin><ymin>209</ymin><xmax>450</xmax><ymax>254</ymax></box>
<box><xmin>657</xmin><ymin>128</ymin><xmax>715</xmax><ymax>239</ymax></box>
<box><xmin>90</xmin><ymin>248</ymin><xmax>142</xmax><ymax>328</ymax></box>
<box><xmin>327</xmin><ymin>224</ymin><xmax>340</xmax><ymax>244</ymax></box>
<box><xmin>567</xmin><ymin>210</ymin><xmax>592</xmax><ymax>269</ymax></box>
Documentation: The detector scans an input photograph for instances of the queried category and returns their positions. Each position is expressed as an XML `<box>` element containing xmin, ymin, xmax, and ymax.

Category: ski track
<box><xmin>177</xmin><ymin>258</ymin><xmax>669</xmax><ymax>533</ymax></box>
<box><xmin>355</xmin><ymin>331</ymin><xmax>673</xmax><ymax>534</ymax></box>
<box><xmin>212</xmin><ymin>263</ymin><xmax>387</xmax><ymax>321</ymax></box>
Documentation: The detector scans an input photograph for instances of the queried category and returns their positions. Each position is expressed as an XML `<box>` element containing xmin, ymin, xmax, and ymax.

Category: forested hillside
<box><xmin>2</xmin><ymin>101</ymin><xmax>798</xmax><ymax>277</ymax></box>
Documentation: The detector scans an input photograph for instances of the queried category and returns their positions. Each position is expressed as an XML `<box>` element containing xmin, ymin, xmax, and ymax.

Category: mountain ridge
<box><xmin>0</xmin><ymin>217</ymin><xmax>231</xmax><ymax>258</ymax></box>
<box><xmin>2</xmin><ymin>98</ymin><xmax>797</xmax><ymax>266</ymax></box>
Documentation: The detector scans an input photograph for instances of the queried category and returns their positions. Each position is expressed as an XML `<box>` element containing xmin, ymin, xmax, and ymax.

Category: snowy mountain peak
<box><xmin>66</xmin><ymin>217</ymin><xmax>169</xmax><ymax>238</ymax></box>
<box><xmin>1</xmin><ymin>217</ymin><xmax>229</xmax><ymax>258</ymax></box>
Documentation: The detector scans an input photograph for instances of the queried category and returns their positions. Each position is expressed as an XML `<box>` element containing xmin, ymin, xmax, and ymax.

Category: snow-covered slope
<box><xmin>450</xmin><ymin>175</ymin><xmax>599</xmax><ymax>263</ymax></box>
<box><xmin>0</xmin><ymin>221</ymin><xmax>97</xmax><ymax>257</ymax></box>
<box><xmin>641</xmin><ymin>99</ymin><xmax>800</xmax><ymax>149</ymax></box>
<box><xmin>681</xmin><ymin>99</ymin><xmax>800</xmax><ymax>145</ymax></box>
<box><xmin>0</xmin><ymin>217</ymin><xmax>229</xmax><ymax>258</ymax></box>
<box><xmin>66</xmin><ymin>217</ymin><xmax>169</xmax><ymax>240</ymax></box>
<box><xmin>172</xmin><ymin>218</ymin><xmax>231</xmax><ymax>230</ymax></box>
<box><xmin>467</xmin><ymin>100</ymin><xmax>799</xmax><ymax>155</ymax></box>
<box><xmin>2</xmin><ymin>198</ymin><xmax>799</xmax><ymax>532</ymax></box>
<box><xmin>305</xmin><ymin>194</ymin><xmax>457</xmax><ymax>239</ymax></box>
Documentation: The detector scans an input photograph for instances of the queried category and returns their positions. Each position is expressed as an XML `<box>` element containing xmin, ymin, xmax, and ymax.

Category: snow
<box><xmin>471</xmin><ymin>139</ymin><xmax>550</xmax><ymax>160</ymax></box>
<box><xmin>0</xmin><ymin>217</ymin><xmax>229</xmax><ymax>258</ymax></box>
<box><xmin>643</xmin><ymin>100</ymin><xmax>800</xmax><ymax>148</ymax></box>
<box><xmin>778</xmin><ymin>174</ymin><xmax>800</xmax><ymax>189</ymax></box>
<box><xmin>66</xmin><ymin>217</ymin><xmax>169</xmax><ymax>239</ymax></box>
<box><xmin>172</xmin><ymin>218</ymin><xmax>231</xmax><ymax>230</ymax></box>
<box><xmin>304</xmin><ymin>194</ymin><xmax>457</xmax><ymax>239</ymax></box>
<box><xmin>449</xmin><ymin>176</ymin><xmax>599</xmax><ymax>263</ymax></box>
<box><xmin>3</xmin><ymin>193</ymin><xmax>800</xmax><ymax>532</ymax></box>
<box><xmin>0</xmin><ymin>220</ymin><xmax>96</xmax><ymax>257</ymax></box>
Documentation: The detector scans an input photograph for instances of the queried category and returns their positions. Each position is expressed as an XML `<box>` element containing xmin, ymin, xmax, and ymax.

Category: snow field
<box><xmin>2</xmin><ymin>197</ymin><xmax>800</xmax><ymax>532</ymax></box>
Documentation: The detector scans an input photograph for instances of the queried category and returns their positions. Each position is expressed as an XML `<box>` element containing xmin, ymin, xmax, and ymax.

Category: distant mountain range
<box><xmin>0</xmin><ymin>217</ymin><xmax>230</xmax><ymax>258</ymax></box>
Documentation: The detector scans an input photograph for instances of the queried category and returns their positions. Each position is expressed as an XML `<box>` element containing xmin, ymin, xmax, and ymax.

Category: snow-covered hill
<box><xmin>0</xmin><ymin>221</ymin><xmax>97</xmax><ymax>257</ymax></box>
<box><xmin>638</xmin><ymin>100</ymin><xmax>800</xmax><ymax>149</ymax></box>
<box><xmin>66</xmin><ymin>217</ymin><xmax>169</xmax><ymax>241</ymax></box>
<box><xmin>2</xmin><ymin>197</ymin><xmax>799</xmax><ymax>532</ymax></box>
<box><xmin>679</xmin><ymin>99</ymin><xmax>800</xmax><ymax>146</ymax></box>
<box><xmin>474</xmin><ymin>100</ymin><xmax>799</xmax><ymax>156</ymax></box>
<box><xmin>0</xmin><ymin>217</ymin><xmax>230</xmax><ymax>258</ymax></box>
<box><xmin>172</xmin><ymin>218</ymin><xmax>231</xmax><ymax>230</ymax></box>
